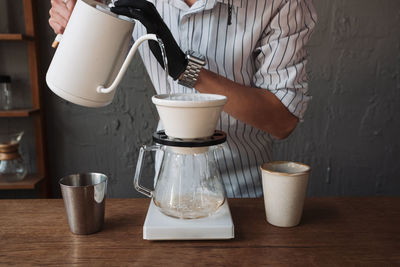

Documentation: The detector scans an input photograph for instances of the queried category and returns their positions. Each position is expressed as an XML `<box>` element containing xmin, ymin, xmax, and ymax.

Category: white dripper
<box><xmin>152</xmin><ymin>93</ymin><xmax>227</xmax><ymax>140</ymax></box>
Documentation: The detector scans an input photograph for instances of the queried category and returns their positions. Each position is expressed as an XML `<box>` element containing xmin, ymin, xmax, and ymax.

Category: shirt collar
<box><xmin>160</xmin><ymin>0</ymin><xmax>242</xmax><ymax>12</ymax></box>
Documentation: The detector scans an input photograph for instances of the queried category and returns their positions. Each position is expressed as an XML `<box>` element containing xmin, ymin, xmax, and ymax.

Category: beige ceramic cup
<box><xmin>261</xmin><ymin>161</ymin><xmax>311</xmax><ymax>227</ymax></box>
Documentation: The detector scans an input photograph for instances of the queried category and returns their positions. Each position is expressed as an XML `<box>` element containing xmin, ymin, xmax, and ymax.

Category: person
<box><xmin>49</xmin><ymin>0</ymin><xmax>317</xmax><ymax>198</ymax></box>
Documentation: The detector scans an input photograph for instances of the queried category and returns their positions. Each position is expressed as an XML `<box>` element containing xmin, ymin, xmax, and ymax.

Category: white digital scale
<box><xmin>143</xmin><ymin>200</ymin><xmax>234</xmax><ymax>240</ymax></box>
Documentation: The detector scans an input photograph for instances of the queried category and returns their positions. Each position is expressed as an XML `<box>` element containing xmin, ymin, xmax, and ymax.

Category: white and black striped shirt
<box><xmin>133</xmin><ymin>0</ymin><xmax>317</xmax><ymax>197</ymax></box>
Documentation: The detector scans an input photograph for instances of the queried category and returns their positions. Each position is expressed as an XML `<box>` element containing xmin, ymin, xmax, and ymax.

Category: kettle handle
<box><xmin>97</xmin><ymin>33</ymin><xmax>158</xmax><ymax>94</ymax></box>
<box><xmin>133</xmin><ymin>144</ymin><xmax>163</xmax><ymax>198</ymax></box>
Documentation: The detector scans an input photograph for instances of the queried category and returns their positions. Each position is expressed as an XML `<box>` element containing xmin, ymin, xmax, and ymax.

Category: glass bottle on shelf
<box><xmin>0</xmin><ymin>75</ymin><xmax>12</xmax><ymax>110</ymax></box>
<box><xmin>0</xmin><ymin>131</ymin><xmax>27</xmax><ymax>181</ymax></box>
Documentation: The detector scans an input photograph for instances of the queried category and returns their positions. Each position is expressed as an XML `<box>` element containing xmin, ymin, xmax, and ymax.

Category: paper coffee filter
<box><xmin>152</xmin><ymin>93</ymin><xmax>227</xmax><ymax>107</ymax></box>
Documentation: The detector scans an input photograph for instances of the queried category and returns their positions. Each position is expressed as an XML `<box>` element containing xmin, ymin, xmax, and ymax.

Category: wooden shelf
<box><xmin>0</xmin><ymin>33</ymin><xmax>33</xmax><ymax>41</ymax></box>
<box><xmin>0</xmin><ymin>0</ymin><xmax>49</xmax><ymax>197</ymax></box>
<box><xmin>0</xmin><ymin>174</ymin><xmax>45</xmax><ymax>190</ymax></box>
<box><xmin>0</xmin><ymin>108</ymin><xmax>40</xmax><ymax>117</ymax></box>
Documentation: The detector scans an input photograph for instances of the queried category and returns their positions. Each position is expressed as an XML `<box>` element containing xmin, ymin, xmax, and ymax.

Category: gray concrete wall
<box><xmin>274</xmin><ymin>0</ymin><xmax>400</xmax><ymax>196</ymax></box>
<box><xmin>1</xmin><ymin>0</ymin><xmax>399</xmax><ymax>198</ymax></box>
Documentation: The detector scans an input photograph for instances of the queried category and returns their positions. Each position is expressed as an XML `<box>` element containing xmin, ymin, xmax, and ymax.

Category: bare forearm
<box><xmin>194</xmin><ymin>68</ymin><xmax>298</xmax><ymax>139</ymax></box>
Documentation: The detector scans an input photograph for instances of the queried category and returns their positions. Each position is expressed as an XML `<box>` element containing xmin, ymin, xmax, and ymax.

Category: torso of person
<box><xmin>132</xmin><ymin>0</ymin><xmax>316</xmax><ymax>197</ymax></box>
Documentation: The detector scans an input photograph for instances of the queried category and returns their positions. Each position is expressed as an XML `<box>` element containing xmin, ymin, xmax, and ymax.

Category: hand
<box><xmin>49</xmin><ymin>0</ymin><xmax>76</xmax><ymax>34</ymax></box>
<box><xmin>111</xmin><ymin>0</ymin><xmax>187</xmax><ymax>80</ymax></box>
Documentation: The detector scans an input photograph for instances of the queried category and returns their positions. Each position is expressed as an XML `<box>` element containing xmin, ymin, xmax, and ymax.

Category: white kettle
<box><xmin>46</xmin><ymin>0</ymin><xmax>158</xmax><ymax>107</ymax></box>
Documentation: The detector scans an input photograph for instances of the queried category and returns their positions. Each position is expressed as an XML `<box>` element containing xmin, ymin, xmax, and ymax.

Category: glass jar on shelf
<box><xmin>0</xmin><ymin>131</ymin><xmax>27</xmax><ymax>181</ymax></box>
<box><xmin>0</xmin><ymin>75</ymin><xmax>12</xmax><ymax>110</ymax></box>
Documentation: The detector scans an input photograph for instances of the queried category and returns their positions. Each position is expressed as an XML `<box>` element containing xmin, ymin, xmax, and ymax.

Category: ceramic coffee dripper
<box><xmin>46</xmin><ymin>0</ymin><xmax>159</xmax><ymax>107</ymax></box>
<box><xmin>152</xmin><ymin>93</ymin><xmax>227</xmax><ymax>139</ymax></box>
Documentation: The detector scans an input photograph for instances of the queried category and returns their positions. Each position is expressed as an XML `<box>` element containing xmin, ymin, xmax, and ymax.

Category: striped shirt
<box><xmin>132</xmin><ymin>0</ymin><xmax>317</xmax><ymax>197</ymax></box>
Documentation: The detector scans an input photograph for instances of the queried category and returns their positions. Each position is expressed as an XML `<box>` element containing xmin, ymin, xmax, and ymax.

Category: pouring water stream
<box><xmin>156</xmin><ymin>37</ymin><xmax>172</xmax><ymax>98</ymax></box>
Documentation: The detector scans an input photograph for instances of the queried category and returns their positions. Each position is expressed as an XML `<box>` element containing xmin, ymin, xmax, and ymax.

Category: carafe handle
<box><xmin>133</xmin><ymin>145</ymin><xmax>163</xmax><ymax>198</ymax></box>
<box><xmin>97</xmin><ymin>33</ymin><xmax>158</xmax><ymax>94</ymax></box>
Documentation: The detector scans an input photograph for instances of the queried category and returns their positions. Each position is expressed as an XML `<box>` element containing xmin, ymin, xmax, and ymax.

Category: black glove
<box><xmin>111</xmin><ymin>0</ymin><xmax>187</xmax><ymax>80</ymax></box>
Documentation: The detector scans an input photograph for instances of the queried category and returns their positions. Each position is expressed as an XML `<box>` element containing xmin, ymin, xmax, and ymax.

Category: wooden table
<box><xmin>0</xmin><ymin>198</ymin><xmax>399</xmax><ymax>266</ymax></box>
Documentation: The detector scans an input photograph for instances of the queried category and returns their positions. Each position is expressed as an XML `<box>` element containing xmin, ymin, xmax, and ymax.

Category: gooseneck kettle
<box><xmin>46</xmin><ymin>0</ymin><xmax>158</xmax><ymax>107</ymax></box>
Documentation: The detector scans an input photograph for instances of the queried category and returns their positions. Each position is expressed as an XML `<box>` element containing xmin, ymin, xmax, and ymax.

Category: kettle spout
<box><xmin>97</xmin><ymin>33</ymin><xmax>159</xmax><ymax>94</ymax></box>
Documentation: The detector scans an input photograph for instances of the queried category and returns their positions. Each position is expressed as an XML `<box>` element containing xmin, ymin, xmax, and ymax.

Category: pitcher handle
<box><xmin>134</xmin><ymin>144</ymin><xmax>163</xmax><ymax>198</ymax></box>
<box><xmin>97</xmin><ymin>33</ymin><xmax>158</xmax><ymax>94</ymax></box>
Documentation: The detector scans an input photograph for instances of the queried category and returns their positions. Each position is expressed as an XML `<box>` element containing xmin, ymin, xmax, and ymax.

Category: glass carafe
<box><xmin>0</xmin><ymin>131</ymin><xmax>27</xmax><ymax>181</ymax></box>
<box><xmin>134</xmin><ymin>145</ymin><xmax>226</xmax><ymax>219</ymax></box>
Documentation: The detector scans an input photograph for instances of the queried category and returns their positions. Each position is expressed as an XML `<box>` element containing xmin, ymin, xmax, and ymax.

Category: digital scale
<box><xmin>143</xmin><ymin>200</ymin><xmax>234</xmax><ymax>240</ymax></box>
